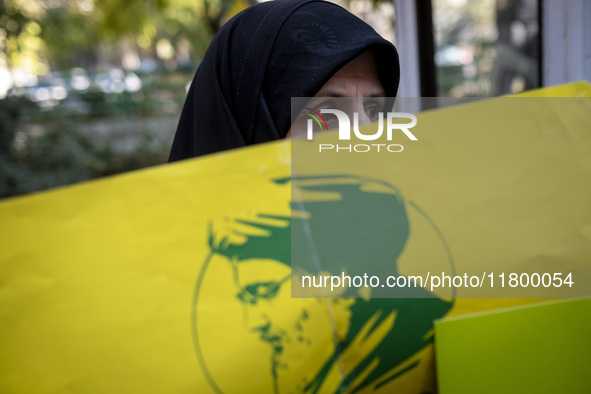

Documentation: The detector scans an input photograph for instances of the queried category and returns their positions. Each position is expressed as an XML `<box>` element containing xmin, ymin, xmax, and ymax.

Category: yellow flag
<box><xmin>1</xmin><ymin>82</ymin><xmax>590</xmax><ymax>393</ymax></box>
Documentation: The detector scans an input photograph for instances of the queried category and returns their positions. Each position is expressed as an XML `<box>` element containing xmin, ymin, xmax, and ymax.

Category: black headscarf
<box><xmin>168</xmin><ymin>0</ymin><xmax>400</xmax><ymax>161</ymax></box>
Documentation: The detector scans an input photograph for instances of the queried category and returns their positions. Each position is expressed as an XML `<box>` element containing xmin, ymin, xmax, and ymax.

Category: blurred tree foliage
<box><xmin>0</xmin><ymin>0</ymin><xmax>393</xmax><ymax>199</ymax></box>
<box><xmin>0</xmin><ymin>0</ymin><xmax>255</xmax><ymax>71</ymax></box>
<box><xmin>0</xmin><ymin>94</ymin><xmax>170</xmax><ymax>198</ymax></box>
<box><xmin>432</xmin><ymin>0</ymin><xmax>496</xmax><ymax>45</ymax></box>
<box><xmin>0</xmin><ymin>0</ymin><xmax>256</xmax><ymax>198</ymax></box>
<box><xmin>0</xmin><ymin>0</ymin><xmax>395</xmax><ymax>72</ymax></box>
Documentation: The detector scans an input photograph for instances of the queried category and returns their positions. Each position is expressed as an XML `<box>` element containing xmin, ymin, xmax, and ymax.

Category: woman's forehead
<box><xmin>313</xmin><ymin>51</ymin><xmax>385</xmax><ymax>98</ymax></box>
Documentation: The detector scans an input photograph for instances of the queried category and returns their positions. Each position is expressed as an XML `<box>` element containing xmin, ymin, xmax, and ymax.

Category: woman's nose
<box><xmin>349</xmin><ymin>99</ymin><xmax>372</xmax><ymax>126</ymax></box>
<box><xmin>356</xmin><ymin>110</ymin><xmax>373</xmax><ymax>126</ymax></box>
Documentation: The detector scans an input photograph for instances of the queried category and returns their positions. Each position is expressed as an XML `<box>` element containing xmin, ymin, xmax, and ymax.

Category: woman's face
<box><xmin>286</xmin><ymin>50</ymin><xmax>385</xmax><ymax>138</ymax></box>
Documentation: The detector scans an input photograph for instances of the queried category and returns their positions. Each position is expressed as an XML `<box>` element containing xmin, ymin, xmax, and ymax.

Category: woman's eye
<box><xmin>365</xmin><ymin>104</ymin><xmax>379</xmax><ymax>121</ymax></box>
<box><xmin>323</xmin><ymin>113</ymin><xmax>339</xmax><ymax>129</ymax></box>
<box><xmin>313</xmin><ymin>100</ymin><xmax>334</xmax><ymax>113</ymax></box>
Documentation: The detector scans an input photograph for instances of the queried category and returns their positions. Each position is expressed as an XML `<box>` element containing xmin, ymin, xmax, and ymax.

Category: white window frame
<box><xmin>394</xmin><ymin>0</ymin><xmax>591</xmax><ymax>96</ymax></box>
<box><xmin>393</xmin><ymin>0</ymin><xmax>422</xmax><ymax>98</ymax></box>
<box><xmin>539</xmin><ymin>0</ymin><xmax>589</xmax><ymax>86</ymax></box>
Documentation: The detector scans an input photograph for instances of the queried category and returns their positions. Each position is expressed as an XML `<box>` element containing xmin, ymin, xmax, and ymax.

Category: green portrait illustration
<box><xmin>192</xmin><ymin>175</ymin><xmax>454</xmax><ymax>393</ymax></box>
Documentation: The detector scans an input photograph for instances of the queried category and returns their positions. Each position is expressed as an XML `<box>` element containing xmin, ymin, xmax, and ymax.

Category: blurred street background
<box><xmin>0</xmin><ymin>0</ymin><xmax>541</xmax><ymax>198</ymax></box>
